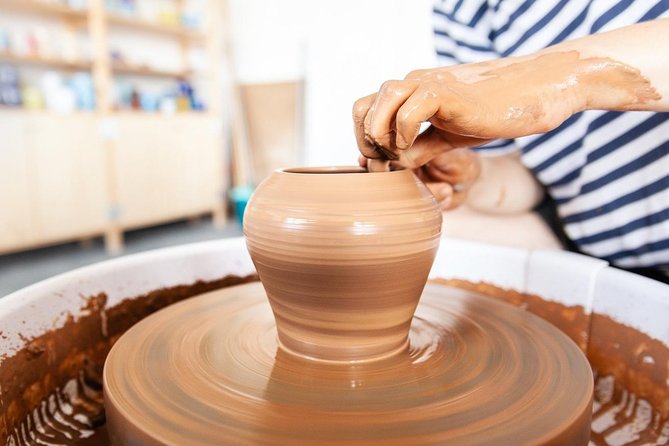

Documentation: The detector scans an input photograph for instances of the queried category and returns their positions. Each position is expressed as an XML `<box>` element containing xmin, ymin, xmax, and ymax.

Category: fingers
<box><xmin>355</xmin><ymin>80</ymin><xmax>423</xmax><ymax>162</ymax></box>
<box><xmin>353</xmin><ymin>93</ymin><xmax>380</xmax><ymax>159</ymax></box>
<box><xmin>448</xmin><ymin>188</ymin><xmax>469</xmax><ymax>209</ymax></box>
<box><xmin>367</xmin><ymin>159</ymin><xmax>391</xmax><ymax>172</ymax></box>
<box><xmin>418</xmin><ymin>148</ymin><xmax>482</xmax><ymax>210</ymax></box>
<box><xmin>355</xmin><ymin>78</ymin><xmax>486</xmax><ymax>166</ymax></box>
<box><xmin>358</xmin><ymin>155</ymin><xmax>391</xmax><ymax>172</ymax></box>
<box><xmin>424</xmin><ymin>177</ymin><xmax>469</xmax><ymax>211</ymax></box>
<box><xmin>424</xmin><ymin>182</ymin><xmax>454</xmax><ymax>210</ymax></box>
<box><xmin>363</xmin><ymin>109</ymin><xmax>397</xmax><ymax>159</ymax></box>
<box><xmin>395</xmin><ymin>84</ymin><xmax>441</xmax><ymax>150</ymax></box>
<box><xmin>421</xmin><ymin>163</ymin><xmax>473</xmax><ymax>211</ymax></box>
<box><xmin>365</xmin><ymin>80</ymin><xmax>419</xmax><ymax>152</ymax></box>
<box><xmin>424</xmin><ymin>149</ymin><xmax>481</xmax><ymax>187</ymax></box>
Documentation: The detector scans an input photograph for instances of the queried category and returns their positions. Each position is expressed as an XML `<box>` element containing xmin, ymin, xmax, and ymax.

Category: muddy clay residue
<box><xmin>1</xmin><ymin>277</ymin><xmax>668</xmax><ymax>445</ymax></box>
<box><xmin>439</xmin><ymin>279</ymin><xmax>669</xmax><ymax>446</ymax></box>
<box><xmin>588</xmin><ymin>312</ymin><xmax>669</xmax><ymax>419</ymax></box>
<box><xmin>0</xmin><ymin>274</ymin><xmax>258</xmax><ymax>446</ymax></box>
<box><xmin>436</xmin><ymin>278</ymin><xmax>590</xmax><ymax>351</ymax></box>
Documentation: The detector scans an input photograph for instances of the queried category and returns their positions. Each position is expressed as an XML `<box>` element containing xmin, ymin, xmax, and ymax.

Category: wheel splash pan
<box><xmin>0</xmin><ymin>238</ymin><xmax>667</xmax><ymax>445</ymax></box>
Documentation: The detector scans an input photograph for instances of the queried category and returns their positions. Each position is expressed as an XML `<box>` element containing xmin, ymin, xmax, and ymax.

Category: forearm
<box><xmin>540</xmin><ymin>18</ymin><xmax>668</xmax><ymax>112</ymax></box>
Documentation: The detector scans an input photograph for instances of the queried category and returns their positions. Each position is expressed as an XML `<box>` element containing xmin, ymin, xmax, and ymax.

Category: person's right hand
<box><xmin>353</xmin><ymin>52</ymin><xmax>595</xmax><ymax>168</ymax></box>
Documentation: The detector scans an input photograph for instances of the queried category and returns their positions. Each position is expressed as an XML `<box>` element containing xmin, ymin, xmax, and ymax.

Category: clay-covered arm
<box><xmin>353</xmin><ymin>18</ymin><xmax>669</xmax><ymax>168</ymax></box>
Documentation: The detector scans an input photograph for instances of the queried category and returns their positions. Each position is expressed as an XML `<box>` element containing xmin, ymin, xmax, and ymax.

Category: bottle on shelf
<box><xmin>0</xmin><ymin>64</ymin><xmax>21</xmax><ymax>107</ymax></box>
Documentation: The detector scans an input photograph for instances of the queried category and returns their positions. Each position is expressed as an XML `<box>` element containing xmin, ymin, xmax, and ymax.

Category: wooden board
<box><xmin>27</xmin><ymin>114</ymin><xmax>108</xmax><ymax>243</ymax></box>
<box><xmin>240</xmin><ymin>81</ymin><xmax>303</xmax><ymax>182</ymax></box>
<box><xmin>112</xmin><ymin>114</ymin><xmax>224</xmax><ymax>228</ymax></box>
<box><xmin>0</xmin><ymin>113</ymin><xmax>35</xmax><ymax>251</ymax></box>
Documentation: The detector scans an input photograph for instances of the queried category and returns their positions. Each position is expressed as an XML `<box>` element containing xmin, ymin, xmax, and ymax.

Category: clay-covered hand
<box><xmin>359</xmin><ymin>148</ymin><xmax>480</xmax><ymax>211</ymax></box>
<box><xmin>353</xmin><ymin>55</ymin><xmax>586</xmax><ymax>168</ymax></box>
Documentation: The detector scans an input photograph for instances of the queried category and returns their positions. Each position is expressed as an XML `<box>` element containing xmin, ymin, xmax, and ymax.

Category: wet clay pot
<box><xmin>243</xmin><ymin>167</ymin><xmax>442</xmax><ymax>362</ymax></box>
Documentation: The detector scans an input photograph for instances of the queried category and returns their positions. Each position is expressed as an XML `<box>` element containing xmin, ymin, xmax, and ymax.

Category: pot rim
<box><xmin>278</xmin><ymin>166</ymin><xmax>406</xmax><ymax>175</ymax></box>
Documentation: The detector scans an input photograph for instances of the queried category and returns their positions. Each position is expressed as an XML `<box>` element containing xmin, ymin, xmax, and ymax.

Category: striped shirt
<box><xmin>433</xmin><ymin>0</ymin><xmax>669</xmax><ymax>274</ymax></box>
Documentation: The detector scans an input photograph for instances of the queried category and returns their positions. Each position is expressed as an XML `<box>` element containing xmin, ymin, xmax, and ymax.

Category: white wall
<box><xmin>229</xmin><ymin>0</ymin><xmax>436</xmax><ymax>167</ymax></box>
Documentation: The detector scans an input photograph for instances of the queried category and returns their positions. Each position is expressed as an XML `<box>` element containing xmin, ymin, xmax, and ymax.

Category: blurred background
<box><xmin>0</xmin><ymin>0</ymin><xmax>435</xmax><ymax>295</ymax></box>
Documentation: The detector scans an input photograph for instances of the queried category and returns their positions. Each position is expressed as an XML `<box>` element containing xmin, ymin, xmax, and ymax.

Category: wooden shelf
<box><xmin>106</xmin><ymin>12</ymin><xmax>204</xmax><ymax>41</ymax></box>
<box><xmin>0</xmin><ymin>107</ymin><xmax>94</xmax><ymax>115</ymax></box>
<box><xmin>0</xmin><ymin>51</ymin><xmax>91</xmax><ymax>71</ymax></box>
<box><xmin>111</xmin><ymin>110</ymin><xmax>208</xmax><ymax>116</ymax></box>
<box><xmin>111</xmin><ymin>63</ymin><xmax>191</xmax><ymax>78</ymax></box>
<box><xmin>0</xmin><ymin>0</ymin><xmax>87</xmax><ymax>20</ymax></box>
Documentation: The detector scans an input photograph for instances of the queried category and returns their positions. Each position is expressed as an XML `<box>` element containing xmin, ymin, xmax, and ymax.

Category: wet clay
<box><xmin>437</xmin><ymin>279</ymin><xmax>591</xmax><ymax>351</ymax></box>
<box><xmin>588</xmin><ymin>313</ymin><xmax>669</xmax><ymax>419</ymax></box>
<box><xmin>243</xmin><ymin>167</ymin><xmax>442</xmax><ymax>362</ymax></box>
<box><xmin>3</xmin><ymin>279</ymin><xmax>669</xmax><ymax>445</ymax></box>
<box><xmin>0</xmin><ymin>274</ymin><xmax>257</xmax><ymax>446</ymax></box>
<box><xmin>104</xmin><ymin>282</ymin><xmax>593</xmax><ymax>446</ymax></box>
<box><xmin>440</xmin><ymin>279</ymin><xmax>669</xmax><ymax>445</ymax></box>
<box><xmin>439</xmin><ymin>279</ymin><xmax>669</xmax><ymax>418</ymax></box>
<box><xmin>355</xmin><ymin>51</ymin><xmax>661</xmax><ymax>167</ymax></box>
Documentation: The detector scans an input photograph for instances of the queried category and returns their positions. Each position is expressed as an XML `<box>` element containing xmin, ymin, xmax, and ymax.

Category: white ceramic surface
<box><xmin>430</xmin><ymin>238</ymin><xmax>529</xmax><ymax>291</ymax></box>
<box><xmin>432</xmin><ymin>239</ymin><xmax>668</xmax><ymax>349</ymax></box>
<box><xmin>525</xmin><ymin>249</ymin><xmax>608</xmax><ymax>311</ymax></box>
<box><xmin>592</xmin><ymin>266</ymin><xmax>669</xmax><ymax>345</ymax></box>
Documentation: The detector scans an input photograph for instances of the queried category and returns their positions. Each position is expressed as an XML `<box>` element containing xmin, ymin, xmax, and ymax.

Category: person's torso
<box><xmin>434</xmin><ymin>0</ymin><xmax>669</xmax><ymax>272</ymax></box>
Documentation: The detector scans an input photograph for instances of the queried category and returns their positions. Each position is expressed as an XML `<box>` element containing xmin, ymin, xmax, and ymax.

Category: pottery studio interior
<box><xmin>1</xmin><ymin>1</ymin><xmax>668</xmax><ymax>445</ymax></box>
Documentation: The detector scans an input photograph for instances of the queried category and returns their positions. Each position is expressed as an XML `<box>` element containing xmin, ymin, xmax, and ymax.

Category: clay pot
<box><xmin>243</xmin><ymin>167</ymin><xmax>442</xmax><ymax>362</ymax></box>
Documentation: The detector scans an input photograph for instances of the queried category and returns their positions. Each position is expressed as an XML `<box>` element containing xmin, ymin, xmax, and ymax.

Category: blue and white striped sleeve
<box><xmin>433</xmin><ymin>0</ymin><xmax>498</xmax><ymax>66</ymax></box>
<box><xmin>433</xmin><ymin>0</ymin><xmax>518</xmax><ymax>153</ymax></box>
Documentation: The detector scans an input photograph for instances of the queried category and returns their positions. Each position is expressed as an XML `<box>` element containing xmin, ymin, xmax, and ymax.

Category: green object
<box><xmin>230</xmin><ymin>185</ymin><xmax>254</xmax><ymax>226</ymax></box>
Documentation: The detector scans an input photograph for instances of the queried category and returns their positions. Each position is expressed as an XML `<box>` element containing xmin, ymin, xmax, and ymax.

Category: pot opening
<box><xmin>282</xmin><ymin>166</ymin><xmax>367</xmax><ymax>174</ymax></box>
<box><xmin>281</xmin><ymin>166</ymin><xmax>405</xmax><ymax>174</ymax></box>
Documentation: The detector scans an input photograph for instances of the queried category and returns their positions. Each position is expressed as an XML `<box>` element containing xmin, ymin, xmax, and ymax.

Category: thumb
<box><xmin>397</xmin><ymin>127</ymin><xmax>452</xmax><ymax>169</ymax></box>
<box><xmin>398</xmin><ymin>127</ymin><xmax>491</xmax><ymax>169</ymax></box>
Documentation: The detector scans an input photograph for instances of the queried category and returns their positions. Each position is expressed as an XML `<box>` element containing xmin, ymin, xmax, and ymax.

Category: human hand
<box><xmin>353</xmin><ymin>53</ymin><xmax>589</xmax><ymax>167</ymax></box>
<box><xmin>359</xmin><ymin>148</ymin><xmax>480</xmax><ymax>210</ymax></box>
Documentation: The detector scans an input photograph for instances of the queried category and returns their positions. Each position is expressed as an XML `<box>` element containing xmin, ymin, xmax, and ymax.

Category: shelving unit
<box><xmin>0</xmin><ymin>0</ymin><xmax>227</xmax><ymax>255</ymax></box>
<box><xmin>0</xmin><ymin>50</ymin><xmax>90</xmax><ymax>70</ymax></box>
<box><xmin>111</xmin><ymin>62</ymin><xmax>191</xmax><ymax>78</ymax></box>
<box><xmin>0</xmin><ymin>0</ymin><xmax>87</xmax><ymax>21</ymax></box>
<box><xmin>106</xmin><ymin>12</ymin><xmax>205</xmax><ymax>41</ymax></box>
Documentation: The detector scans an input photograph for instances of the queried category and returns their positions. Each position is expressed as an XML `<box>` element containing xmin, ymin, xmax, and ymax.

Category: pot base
<box><xmin>103</xmin><ymin>282</ymin><xmax>593</xmax><ymax>445</ymax></box>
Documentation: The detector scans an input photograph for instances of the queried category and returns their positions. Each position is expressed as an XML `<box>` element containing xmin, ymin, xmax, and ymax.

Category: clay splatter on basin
<box><xmin>0</xmin><ymin>278</ymin><xmax>667</xmax><ymax>445</ymax></box>
<box><xmin>0</xmin><ymin>274</ymin><xmax>257</xmax><ymax>446</ymax></box>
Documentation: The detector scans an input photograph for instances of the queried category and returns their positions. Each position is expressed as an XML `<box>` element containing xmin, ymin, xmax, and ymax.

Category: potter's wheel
<box><xmin>103</xmin><ymin>282</ymin><xmax>593</xmax><ymax>445</ymax></box>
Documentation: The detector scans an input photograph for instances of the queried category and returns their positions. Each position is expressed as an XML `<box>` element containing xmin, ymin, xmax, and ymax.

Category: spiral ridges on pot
<box><xmin>243</xmin><ymin>168</ymin><xmax>443</xmax><ymax>362</ymax></box>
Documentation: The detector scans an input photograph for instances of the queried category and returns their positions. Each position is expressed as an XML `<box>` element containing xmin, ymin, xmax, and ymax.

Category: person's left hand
<box><xmin>360</xmin><ymin>148</ymin><xmax>480</xmax><ymax>210</ymax></box>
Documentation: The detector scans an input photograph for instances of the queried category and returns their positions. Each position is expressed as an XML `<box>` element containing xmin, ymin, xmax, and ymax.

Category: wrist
<box><xmin>529</xmin><ymin>49</ymin><xmax>590</xmax><ymax>116</ymax></box>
